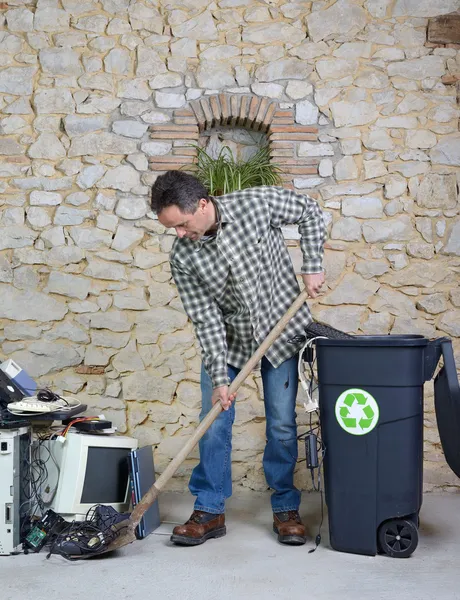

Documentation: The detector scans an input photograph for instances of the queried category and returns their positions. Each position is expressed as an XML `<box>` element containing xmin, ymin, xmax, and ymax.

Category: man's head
<box><xmin>151</xmin><ymin>170</ymin><xmax>216</xmax><ymax>242</ymax></box>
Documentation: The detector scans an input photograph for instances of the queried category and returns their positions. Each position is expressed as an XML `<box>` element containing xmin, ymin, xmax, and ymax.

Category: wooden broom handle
<box><xmin>153</xmin><ymin>289</ymin><xmax>309</xmax><ymax>493</ymax></box>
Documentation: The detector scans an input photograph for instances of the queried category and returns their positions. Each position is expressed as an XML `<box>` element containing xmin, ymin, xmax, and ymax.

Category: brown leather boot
<box><xmin>273</xmin><ymin>510</ymin><xmax>307</xmax><ymax>545</ymax></box>
<box><xmin>171</xmin><ymin>511</ymin><xmax>226</xmax><ymax>546</ymax></box>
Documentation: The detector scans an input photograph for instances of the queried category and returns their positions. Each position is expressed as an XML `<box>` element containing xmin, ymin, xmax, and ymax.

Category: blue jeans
<box><xmin>189</xmin><ymin>355</ymin><xmax>301</xmax><ymax>514</ymax></box>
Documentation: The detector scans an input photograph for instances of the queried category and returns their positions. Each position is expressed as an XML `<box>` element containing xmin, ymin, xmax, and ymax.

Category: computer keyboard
<box><xmin>0</xmin><ymin>407</ymin><xmax>30</xmax><ymax>429</ymax></box>
<box><xmin>8</xmin><ymin>398</ymin><xmax>74</xmax><ymax>414</ymax></box>
<box><xmin>305</xmin><ymin>321</ymin><xmax>355</xmax><ymax>340</ymax></box>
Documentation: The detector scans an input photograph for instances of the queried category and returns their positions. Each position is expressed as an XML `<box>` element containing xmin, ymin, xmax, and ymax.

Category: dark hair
<box><xmin>150</xmin><ymin>170</ymin><xmax>210</xmax><ymax>215</ymax></box>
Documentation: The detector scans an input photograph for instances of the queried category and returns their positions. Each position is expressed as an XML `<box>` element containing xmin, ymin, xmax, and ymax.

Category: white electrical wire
<box><xmin>298</xmin><ymin>336</ymin><xmax>327</xmax><ymax>412</ymax></box>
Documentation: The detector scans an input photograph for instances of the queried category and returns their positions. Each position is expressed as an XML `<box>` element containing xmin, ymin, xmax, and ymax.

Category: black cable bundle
<box><xmin>47</xmin><ymin>505</ymin><xmax>130</xmax><ymax>561</ymax></box>
<box><xmin>37</xmin><ymin>388</ymin><xmax>70</xmax><ymax>407</ymax></box>
<box><xmin>300</xmin><ymin>340</ymin><xmax>326</xmax><ymax>553</ymax></box>
<box><xmin>20</xmin><ymin>435</ymin><xmax>53</xmax><ymax>540</ymax></box>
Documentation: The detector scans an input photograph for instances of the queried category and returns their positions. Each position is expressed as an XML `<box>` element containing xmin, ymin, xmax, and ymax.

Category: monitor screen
<box><xmin>80</xmin><ymin>446</ymin><xmax>131</xmax><ymax>504</ymax></box>
<box><xmin>0</xmin><ymin>370</ymin><xmax>24</xmax><ymax>407</ymax></box>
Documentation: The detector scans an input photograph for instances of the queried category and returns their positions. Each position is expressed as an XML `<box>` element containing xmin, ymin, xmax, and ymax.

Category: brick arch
<box><xmin>148</xmin><ymin>93</ymin><xmax>319</xmax><ymax>187</ymax></box>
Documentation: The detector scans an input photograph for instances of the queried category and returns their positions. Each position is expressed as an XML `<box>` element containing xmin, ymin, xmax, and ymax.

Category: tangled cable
<box><xmin>46</xmin><ymin>504</ymin><xmax>130</xmax><ymax>561</ymax></box>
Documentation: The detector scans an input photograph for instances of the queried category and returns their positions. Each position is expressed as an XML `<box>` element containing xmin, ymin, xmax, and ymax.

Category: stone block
<box><xmin>438</xmin><ymin>310</ymin><xmax>460</xmax><ymax>337</ymax></box>
<box><xmin>122</xmin><ymin>371</ymin><xmax>176</xmax><ymax>403</ymax></box>
<box><xmin>39</xmin><ymin>48</ymin><xmax>82</xmax><ymax>76</ymax></box>
<box><xmin>335</xmin><ymin>156</ymin><xmax>358</xmax><ymax>181</ymax></box>
<box><xmin>68</xmin><ymin>226</ymin><xmax>112</xmax><ymax>250</ymax></box>
<box><xmin>388</xmin><ymin>56</ymin><xmax>446</xmax><ymax>79</ymax></box>
<box><xmin>312</xmin><ymin>305</ymin><xmax>367</xmax><ymax>334</ymax></box>
<box><xmin>371</xmin><ymin>288</ymin><xmax>417</xmax><ymax>319</ymax></box>
<box><xmin>0</xmin><ymin>67</ymin><xmax>37</xmax><ymax>95</ymax></box>
<box><xmin>306</xmin><ymin>0</ymin><xmax>367</xmax><ymax>42</ymax></box>
<box><xmin>331</xmin><ymin>101</ymin><xmax>378</xmax><ymax>127</ymax></box>
<box><xmin>330</xmin><ymin>217</ymin><xmax>362</xmax><ymax>241</ymax></box>
<box><xmin>6</xmin><ymin>8</ymin><xmax>34</xmax><ymax>32</ymax></box>
<box><xmin>111</xmin><ymin>224</ymin><xmax>144</xmax><ymax>251</ymax></box>
<box><xmin>321</xmin><ymin>273</ymin><xmax>379</xmax><ymax>306</ymax></box>
<box><xmin>115</xmin><ymin>197</ymin><xmax>148</xmax><ymax>220</ymax></box>
<box><xmin>393</xmin><ymin>0</ymin><xmax>459</xmax><ymax>18</ymax></box>
<box><xmin>97</xmin><ymin>165</ymin><xmax>141</xmax><ymax>192</ymax></box>
<box><xmin>342</xmin><ymin>196</ymin><xmax>384</xmax><ymax>219</ymax></box>
<box><xmin>28</xmin><ymin>133</ymin><xmax>66</xmax><ymax>160</ymax></box>
<box><xmin>74</xmin><ymin>15</ymin><xmax>108</xmax><ymax>33</ymax></box>
<box><xmin>316</xmin><ymin>58</ymin><xmax>358</xmax><ymax>80</ymax></box>
<box><xmin>255</xmin><ymin>58</ymin><xmax>312</xmax><ymax>82</ymax></box>
<box><xmin>34</xmin><ymin>8</ymin><xmax>69</xmax><ymax>32</ymax></box>
<box><xmin>10</xmin><ymin>342</ymin><xmax>82</xmax><ymax>378</ymax></box>
<box><xmin>172</xmin><ymin>10</ymin><xmax>219</xmax><ymax>42</ymax></box>
<box><xmin>84</xmin><ymin>259</ymin><xmax>127</xmax><ymax>282</ymax></box>
<box><xmin>34</xmin><ymin>89</ymin><xmax>75</xmax><ymax>114</ymax></box>
<box><xmin>362</xmin><ymin>215</ymin><xmax>413</xmax><ymax>243</ymax></box>
<box><xmin>0</xmin><ymin>284</ymin><xmax>68</xmax><ymax>321</ymax></box>
<box><xmin>68</xmin><ymin>132</ymin><xmax>137</xmax><ymax>157</ymax></box>
<box><xmin>46</xmin><ymin>271</ymin><xmax>91</xmax><ymax>300</ymax></box>
<box><xmin>295</xmin><ymin>100</ymin><xmax>319</xmax><ymax>125</ymax></box>
<box><xmin>430</xmin><ymin>134</ymin><xmax>460</xmax><ymax>166</ymax></box>
<box><xmin>442</xmin><ymin>221</ymin><xmax>460</xmax><ymax>257</ymax></box>
<box><xmin>416</xmin><ymin>174</ymin><xmax>457</xmax><ymax>210</ymax></box>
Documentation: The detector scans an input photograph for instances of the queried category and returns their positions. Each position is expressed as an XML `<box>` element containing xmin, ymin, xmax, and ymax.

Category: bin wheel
<box><xmin>378</xmin><ymin>519</ymin><xmax>418</xmax><ymax>558</ymax></box>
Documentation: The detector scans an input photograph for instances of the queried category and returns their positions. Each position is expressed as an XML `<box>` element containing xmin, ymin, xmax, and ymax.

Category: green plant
<box><xmin>187</xmin><ymin>144</ymin><xmax>284</xmax><ymax>196</ymax></box>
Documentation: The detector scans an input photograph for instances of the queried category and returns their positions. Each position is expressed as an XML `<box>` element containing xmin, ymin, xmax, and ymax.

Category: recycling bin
<box><xmin>315</xmin><ymin>334</ymin><xmax>460</xmax><ymax>558</ymax></box>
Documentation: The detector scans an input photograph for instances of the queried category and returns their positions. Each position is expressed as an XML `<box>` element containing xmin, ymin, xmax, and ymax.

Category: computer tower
<box><xmin>0</xmin><ymin>427</ymin><xmax>31</xmax><ymax>555</ymax></box>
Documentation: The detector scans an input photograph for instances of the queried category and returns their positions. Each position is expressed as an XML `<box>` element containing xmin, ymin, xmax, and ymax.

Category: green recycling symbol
<box><xmin>335</xmin><ymin>388</ymin><xmax>379</xmax><ymax>436</ymax></box>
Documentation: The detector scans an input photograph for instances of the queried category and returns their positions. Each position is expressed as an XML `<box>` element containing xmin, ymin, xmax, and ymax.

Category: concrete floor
<box><xmin>1</xmin><ymin>491</ymin><xmax>460</xmax><ymax>600</ymax></box>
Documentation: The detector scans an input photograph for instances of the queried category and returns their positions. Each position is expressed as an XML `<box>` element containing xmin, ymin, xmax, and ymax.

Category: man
<box><xmin>151</xmin><ymin>170</ymin><xmax>326</xmax><ymax>547</ymax></box>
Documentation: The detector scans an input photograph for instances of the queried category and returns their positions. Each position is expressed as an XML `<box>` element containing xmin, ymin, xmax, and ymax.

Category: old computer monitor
<box><xmin>0</xmin><ymin>369</ymin><xmax>24</xmax><ymax>408</ymax></box>
<box><xmin>38</xmin><ymin>432</ymin><xmax>138</xmax><ymax>521</ymax></box>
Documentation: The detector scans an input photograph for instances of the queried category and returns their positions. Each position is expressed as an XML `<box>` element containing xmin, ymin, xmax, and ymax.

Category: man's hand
<box><xmin>212</xmin><ymin>386</ymin><xmax>237</xmax><ymax>411</ymax></box>
<box><xmin>302</xmin><ymin>272</ymin><xmax>325</xmax><ymax>298</ymax></box>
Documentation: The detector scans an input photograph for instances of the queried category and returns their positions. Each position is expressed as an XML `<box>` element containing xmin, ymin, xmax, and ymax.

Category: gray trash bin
<box><xmin>313</xmin><ymin>333</ymin><xmax>459</xmax><ymax>558</ymax></box>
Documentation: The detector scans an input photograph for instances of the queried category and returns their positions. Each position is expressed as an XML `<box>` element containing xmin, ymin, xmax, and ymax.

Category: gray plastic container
<box><xmin>316</xmin><ymin>334</ymin><xmax>458</xmax><ymax>558</ymax></box>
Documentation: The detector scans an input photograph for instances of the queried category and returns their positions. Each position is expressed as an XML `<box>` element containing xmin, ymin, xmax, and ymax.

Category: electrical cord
<box><xmin>297</xmin><ymin>339</ymin><xmax>326</xmax><ymax>552</ymax></box>
<box><xmin>46</xmin><ymin>504</ymin><xmax>130</xmax><ymax>561</ymax></box>
<box><xmin>23</xmin><ymin>435</ymin><xmax>53</xmax><ymax>523</ymax></box>
<box><xmin>298</xmin><ymin>336</ymin><xmax>327</xmax><ymax>412</ymax></box>
<box><xmin>37</xmin><ymin>389</ymin><xmax>68</xmax><ymax>405</ymax></box>
<box><xmin>279</xmin><ymin>419</ymin><xmax>325</xmax><ymax>553</ymax></box>
<box><xmin>58</xmin><ymin>416</ymin><xmax>101</xmax><ymax>439</ymax></box>
<box><xmin>19</xmin><ymin>432</ymin><xmax>63</xmax><ymax>545</ymax></box>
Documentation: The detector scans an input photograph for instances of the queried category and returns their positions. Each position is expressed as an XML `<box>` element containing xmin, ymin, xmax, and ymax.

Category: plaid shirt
<box><xmin>170</xmin><ymin>186</ymin><xmax>327</xmax><ymax>389</ymax></box>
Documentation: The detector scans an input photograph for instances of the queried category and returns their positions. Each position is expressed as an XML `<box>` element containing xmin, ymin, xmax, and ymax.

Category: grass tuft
<box><xmin>187</xmin><ymin>144</ymin><xmax>284</xmax><ymax>196</ymax></box>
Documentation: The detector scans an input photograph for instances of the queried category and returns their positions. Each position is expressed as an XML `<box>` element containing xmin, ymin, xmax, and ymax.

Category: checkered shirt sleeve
<box><xmin>171</xmin><ymin>259</ymin><xmax>230</xmax><ymax>388</ymax></box>
<box><xmin>265</xmin><ymin>186</ymin><xmax>326</xmax><ymax>273</ymax></box>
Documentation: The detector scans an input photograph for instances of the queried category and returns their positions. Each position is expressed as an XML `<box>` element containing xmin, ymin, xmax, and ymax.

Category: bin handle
<box><xmin>424</xmin><ymin>337</ymin><xmax>451</xmax><ymax>382</ymax></box>
<box><xmin>436</xmin><ymin>339</ymin><xmax>460</xmax><ymax>396</ymax></box>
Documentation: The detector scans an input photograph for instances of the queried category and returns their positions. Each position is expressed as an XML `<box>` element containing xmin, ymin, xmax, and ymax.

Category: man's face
<box><xmin>158</xmin><ymin>199</ymin><xmax>210</xmax><ymax>242</ymax></box>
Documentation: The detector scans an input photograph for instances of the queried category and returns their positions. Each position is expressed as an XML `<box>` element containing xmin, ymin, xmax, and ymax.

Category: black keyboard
<box><xmin>305</xmin><ymin>322</ymin><xmax>355</xmax><ymax>340</ymax></box>
<box><xmin>0</xmin><ymin>408</ymin><xmax>31</xmax><ymax>429</ymax></box>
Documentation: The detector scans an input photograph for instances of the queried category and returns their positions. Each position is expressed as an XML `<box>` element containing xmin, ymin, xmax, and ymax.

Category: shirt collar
<box><xmin>189</xmin><ymin>195</ymin><xmax>235</xmax><ymax>251</ymax></box>
<box><xmin>211</xmin><ymin>195</ymin><xmax>234</xmax><ymax>228</ymax></box>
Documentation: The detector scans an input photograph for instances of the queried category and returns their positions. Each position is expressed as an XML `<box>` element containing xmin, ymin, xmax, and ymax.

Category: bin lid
<box><xmin>434</xmin><ymin>340</ymin><xmax>460</xmax><ymax>479</ymax></box>
<box><xmin>305</xmin><ymin>322</ymin><xmax>429</xmax><ymax>347</ymax></box>
<box><xmin>316</xmin><ymin>334</ymin><xmax>428</xmax><ymax>347</ymax></box>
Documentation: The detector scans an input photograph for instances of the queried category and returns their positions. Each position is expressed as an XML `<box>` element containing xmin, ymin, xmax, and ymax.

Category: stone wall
<box><xmin>0</xmin><ymin>0</ymin><xmax>459</xmax><ymax>493</ymax></box>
